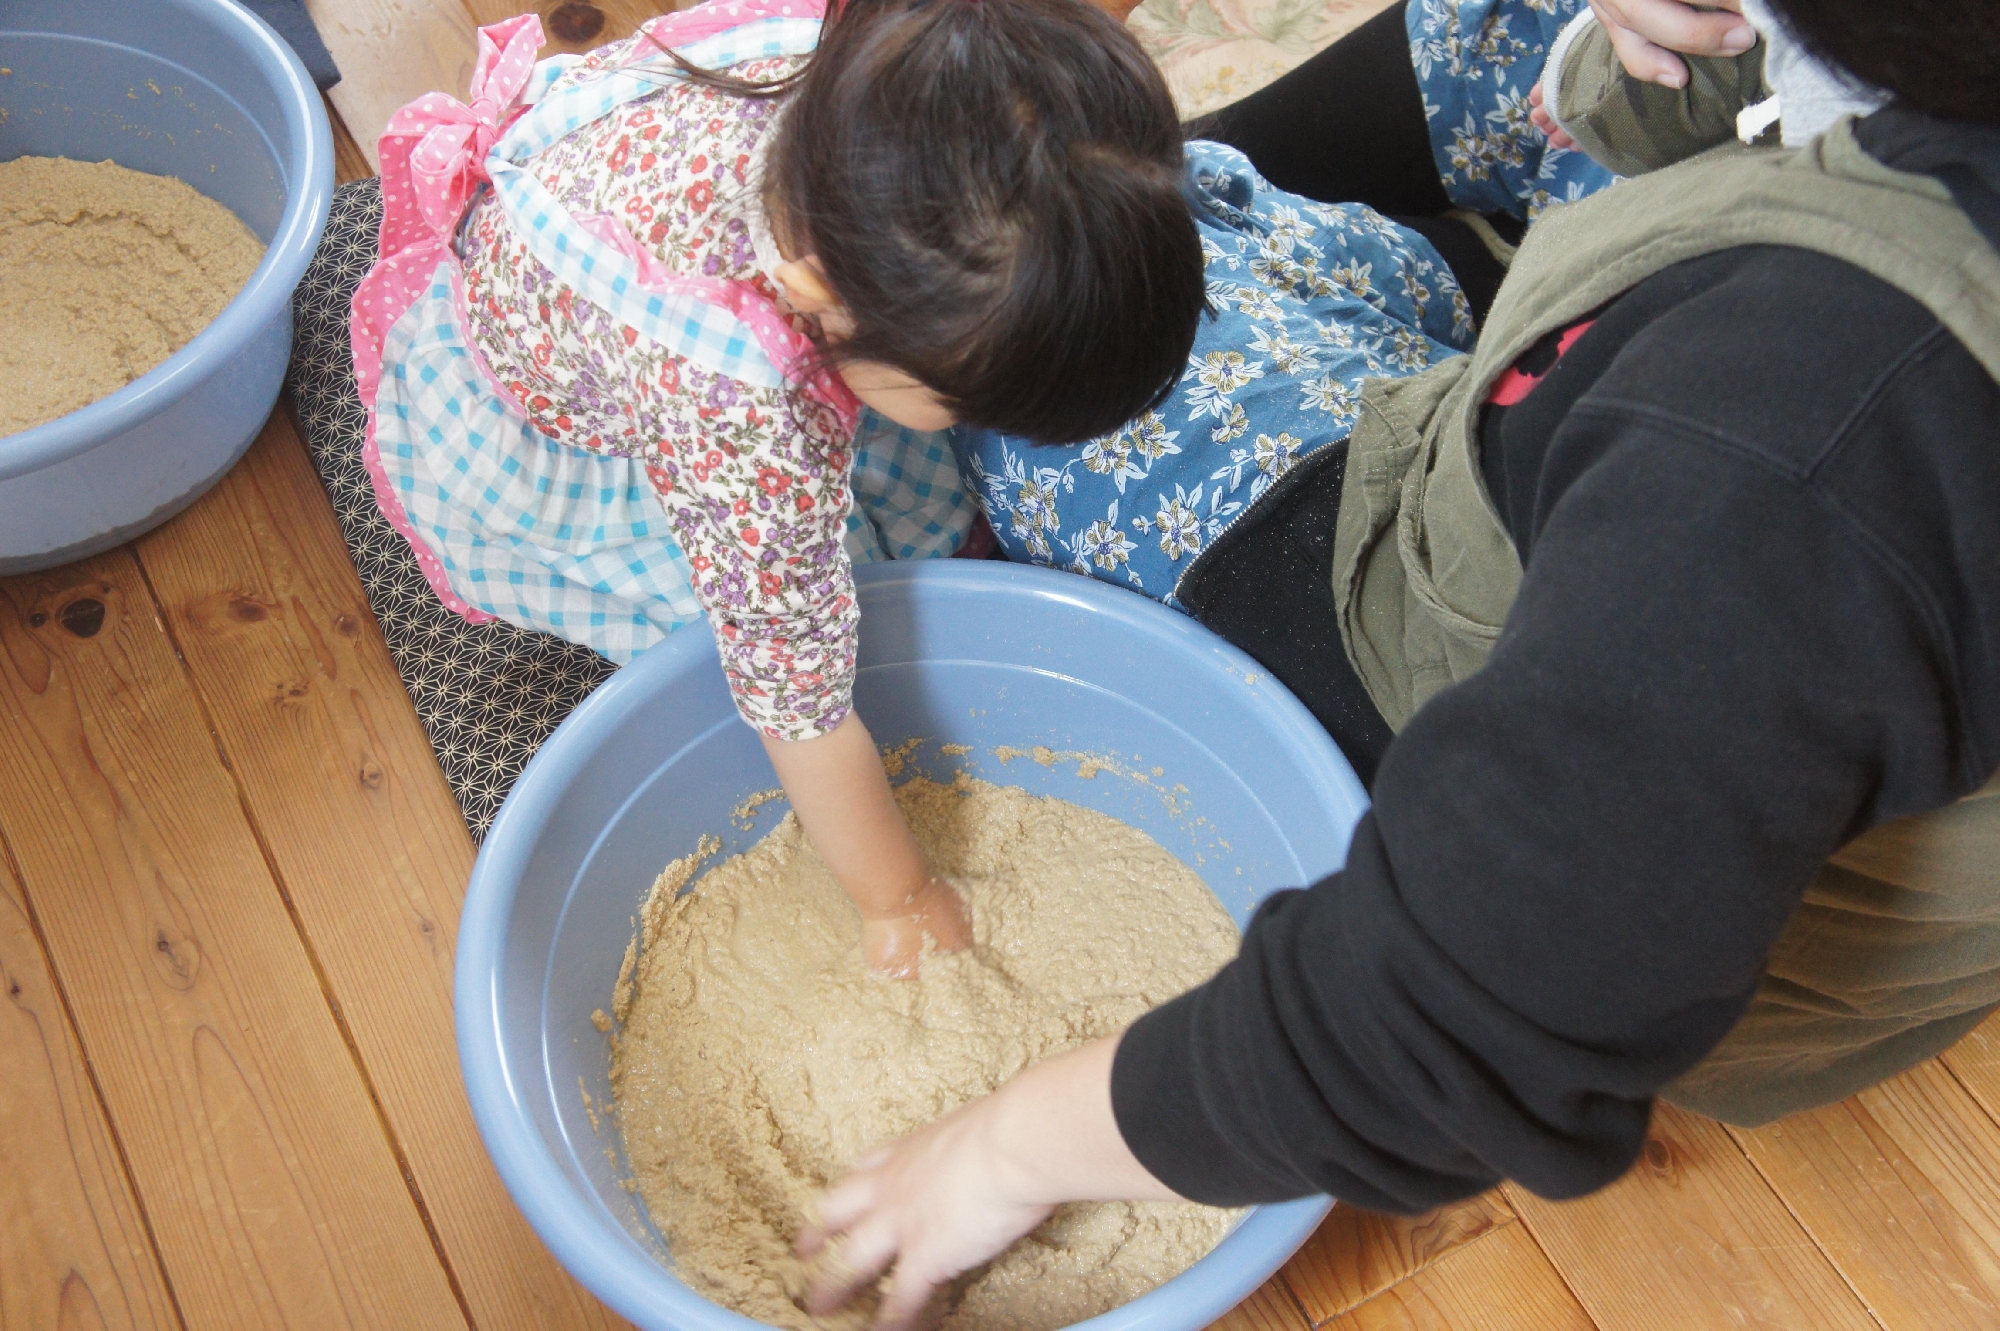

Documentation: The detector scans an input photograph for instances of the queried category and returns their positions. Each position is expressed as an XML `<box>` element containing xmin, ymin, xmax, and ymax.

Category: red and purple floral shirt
<box><xmin>459</xmin><ymin>35</ymin><xmax>858</xmax><ymax>742</ymax></box>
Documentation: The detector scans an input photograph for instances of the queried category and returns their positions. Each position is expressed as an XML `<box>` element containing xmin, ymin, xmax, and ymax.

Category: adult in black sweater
<box><xmin>800</xmin><ymin>3</ymin><xmax>2000</xmax><ymax>1324</ymax></box>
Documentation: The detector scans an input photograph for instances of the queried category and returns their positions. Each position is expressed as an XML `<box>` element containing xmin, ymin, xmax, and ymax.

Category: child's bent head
<box><xmin>769</xmin><ymin>0</ymin><xmax>1204</xmax><ymax>445</ymax></box>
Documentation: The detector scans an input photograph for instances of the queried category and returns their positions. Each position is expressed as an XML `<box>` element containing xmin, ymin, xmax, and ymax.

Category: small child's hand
<box><xmin>1529</xmin><ymin>84</ymin><xmax>1577</xmax><ymax>152</ymax></box>
<box><xmin>757</xmin><ymin>716</ymin><xmax>971</xmax><ymax>976</ymax></box>
<box><xmin>862</xmin><ymin>877</ymin><xmax>972</xmax><ymax>978</ymax></box>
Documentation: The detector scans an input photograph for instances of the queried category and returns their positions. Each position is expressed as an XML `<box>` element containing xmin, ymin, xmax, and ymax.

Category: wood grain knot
<box><xmin>547</xmin><ymin>2</ymin><xmax>606</xmax><ymax>42</ymax></box>
<box><xmin>8</xmin><ymin>979</ymin><xmax>20</xmax><ymax>999</ymax></box>
<box><xmin>333</xmin><ymin>613</ymin><xmax>361</xmax><ymax>638</ymax></box>
<box><xmin>28</xmin><ymin>610</ymin><xmax>47</xmax><ymax>628</ymax></box>
<box><xmin>229</xmin><ymin>595</ymin><xmax>272</xmax><ymax>623</ymax></box>
<box><xmin>1412</xmin><ymin>1198</ymin><xmax>1503</xmax><ymax>1254</ymax></box>
<box><xmin>59</xmin><ymin>597</ymin><xmax>106</xmax><ymax>638</ymax></box>
<box><xmin>359</xmin><ymin>761</ymin><xmax>384</xmax><ymax>790</ymax></box>
<box><xmin>154</xmin><ymin>927</ymin><xmax>199</xmax><ymax>989</ymax></box>
<box><xmin>274</xmin><ymin>680</ymin><xmax>311</xmax><ymax>708</ymax></box>
<box><xmin>1642</xmin><ymin>1135</ymin><xmax>1677</xmax><ymax>1176</ymax></box>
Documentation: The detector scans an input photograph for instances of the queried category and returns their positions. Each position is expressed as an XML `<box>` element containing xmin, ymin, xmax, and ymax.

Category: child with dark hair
<box><xmin>351</xmin><ymin>0</ymin><xmax>1208</xmax><ymax>974</ymax></box>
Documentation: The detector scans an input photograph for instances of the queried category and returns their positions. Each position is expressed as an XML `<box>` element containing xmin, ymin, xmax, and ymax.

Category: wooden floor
<box><xmin>9</xmin><ymin>2</ymin><xmax>2000</xmax><ymax>1329</ymax></box>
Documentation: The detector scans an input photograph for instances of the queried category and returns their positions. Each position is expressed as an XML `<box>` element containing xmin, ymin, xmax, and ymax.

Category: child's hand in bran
<box><xmin>862</xmin><ymin>876</ymin><xmax>972</xmax><ymax>978</ymax></box>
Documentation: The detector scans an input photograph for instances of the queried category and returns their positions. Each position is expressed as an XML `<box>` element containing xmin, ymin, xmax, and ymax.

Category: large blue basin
<box><xmin>0</xmin><ymin>0</ymin><xmax>332</xmax><ymax>571</ymax></box>
<box><xmin>458</xmin><ymin>561</ymin><xmax>1368</xmax><ymax>1329</ymax></box>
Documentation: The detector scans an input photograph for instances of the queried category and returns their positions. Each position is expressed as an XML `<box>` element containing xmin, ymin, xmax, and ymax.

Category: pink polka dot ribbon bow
<box><xmin>352</xmin><ymin>14</ymin><xmax>543</xmax><ymax>407</ymax></box>
<box><xmin>386</xmin><ymin>13</ymin><xmax>544</xmax><ymax>250</ymax></box>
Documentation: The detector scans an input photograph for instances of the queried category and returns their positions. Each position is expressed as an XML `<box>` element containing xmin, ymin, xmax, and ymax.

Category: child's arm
<box><xmin>763</xmin><ymin>712</ymin><xmax>972</xmax><ymax>975</ymax></box>
<box><xmin>629</xmin><ymin>374</ymin><xmax>967</xmax><ymax>974</ymax></box>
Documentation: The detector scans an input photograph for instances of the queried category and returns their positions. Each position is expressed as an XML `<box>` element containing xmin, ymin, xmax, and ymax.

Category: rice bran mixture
<box><xmin>0</xmin><ymin>156</ymin><xmax>264</xmax><ymax>436</ymax></box>
<box><xmin>610</xmin><ymin>775</ymin><xmax>1241</xmax><ymax>1329</ymax></box>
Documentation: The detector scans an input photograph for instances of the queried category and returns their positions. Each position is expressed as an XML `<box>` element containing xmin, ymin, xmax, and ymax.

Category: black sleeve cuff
<box><xmin>1111</xmin><ymin>982</ymin><xmax>1315</xmax><ymax>1206</ymax></box>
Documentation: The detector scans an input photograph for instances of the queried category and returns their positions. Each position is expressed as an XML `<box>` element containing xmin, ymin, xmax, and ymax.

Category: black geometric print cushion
<box><xmin>287</xmin><ymin>179</ymin><xmax>616</xmax><ymax>840</ymax></box>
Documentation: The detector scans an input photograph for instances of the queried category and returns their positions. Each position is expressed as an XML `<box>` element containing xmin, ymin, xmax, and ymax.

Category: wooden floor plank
<box><xmin>0</xmin><ymin>555</ymin><xmax>467</xmax><ymax>1331</ymax></box>
<box><xmin>1280</xmin><ymin>1194</ymin><xmax>1515</xmax><ymax>1324</ymax></box>
<box><xmin>1507</xmin><ymin>1103</ymin><xmax>1879</xmax><ymax>1331</ymax></box>
<box><xmin>308</xmin><ymin>0</ymin><xmax>479</xmax><ymax>174</ymax></box>
<box><xmin>462</xmin><ymin>0</ymin><xmax>685</xmax><ymax>54</ymax></box>
<box><xmin>1941</xmin><ymin>1011</ymin><xmax>2000</xmax><ymax>1141</ymax></box>
<box><xmin>325</xmin><ymin>95</ymin><xmax>376</xmax><ymax>186</ymax></box>
<box><xmin>1317</xmin><ymin>1223</ymin><xmax>1596</xmax><ymax>1331</ymax></box>
<box><xmin>0</xmin><ymin>850</ymin><xmax>182</xmax><ymax>1331</ymax></box>
<box><xmin>1736</xmin><ymin>1062</ymin><xmax>2000</xmax><ymax>1330</ymax></box>
<box><xmin>131</xmin><ymin>413</ymin><xmax>628</xmax><ymax>1331</ymax></box>
<box><xmin>311</xmin><ymin>1</ymin><xmax>684</xmax><ymax>170</ymax></box>
<box><xmin>1210</xmin><ymin>1277</ymin><xmax>1316</xmax><ymax>1331</ymax></box>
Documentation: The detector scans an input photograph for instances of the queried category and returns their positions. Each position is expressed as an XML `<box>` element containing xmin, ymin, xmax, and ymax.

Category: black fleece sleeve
<box><xmin>1111</xmin><ymin>250</ymin><xmax>2000</xmax><ymax>1212</ymax></box>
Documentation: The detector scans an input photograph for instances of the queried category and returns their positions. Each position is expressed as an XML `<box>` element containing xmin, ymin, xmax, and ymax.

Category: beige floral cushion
<box><xmin>1131</xmin><ymin>0</ymin><xmax>1400</xmax><ymax>120</ymax></box>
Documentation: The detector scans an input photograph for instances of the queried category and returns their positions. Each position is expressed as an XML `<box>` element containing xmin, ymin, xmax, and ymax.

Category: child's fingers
<box><xmin>1528</xmin><ymin>84</ymin><xmax>1577</xmax><ymax>151</ymax></box>
<box><xmin>874</xmin><ymin>1264</ymin><xmax>941</xmax><ymax>1331</ymax></box>
<box><xmin>805</xmin><ymin>1221</ymin><xmax>899</xmax><ymax>1316</ymax></box>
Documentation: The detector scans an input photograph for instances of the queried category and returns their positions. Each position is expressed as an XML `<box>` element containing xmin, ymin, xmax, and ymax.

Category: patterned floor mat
<box><xmin>288</xmin><ymin>180</ymin><xmax>617</xmax><ymax>840</ymax></box>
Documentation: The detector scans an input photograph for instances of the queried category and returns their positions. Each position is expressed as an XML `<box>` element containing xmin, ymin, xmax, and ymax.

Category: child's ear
<box><xmin>774</xmin><ymin>256</ymin><xmax>840</xmax><ymax>315</ymax></box>
<box><xmin>775</xmin><ymin>257</ymin><xmax>857</xmax><ymax>338</ymax></box>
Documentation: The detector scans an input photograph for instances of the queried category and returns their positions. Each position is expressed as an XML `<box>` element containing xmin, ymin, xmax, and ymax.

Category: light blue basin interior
<box><xmin>0</xmin><ymin>23</ymin><xmax>288</xmax><ymax>239</ymax></box>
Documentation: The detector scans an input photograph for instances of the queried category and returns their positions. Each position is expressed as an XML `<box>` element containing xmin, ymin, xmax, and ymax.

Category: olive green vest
<box><xmin>1331</xmin><ymin>121</ymin><xmax>2000</xmax><ymax>1126</ymax></box>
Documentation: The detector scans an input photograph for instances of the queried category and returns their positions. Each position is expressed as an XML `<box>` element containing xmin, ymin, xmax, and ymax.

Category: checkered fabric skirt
<box><xmin>288</xmin><ymin>180</ymin><xmax>972</xmax><ymax>836</ymax></box>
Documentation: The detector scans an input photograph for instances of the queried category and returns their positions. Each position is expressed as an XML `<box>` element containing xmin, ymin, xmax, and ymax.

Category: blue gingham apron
<box><xmin>371</xmin><ymin>19</ymin><xmax>970</xmax><ymax>664</ymax></box>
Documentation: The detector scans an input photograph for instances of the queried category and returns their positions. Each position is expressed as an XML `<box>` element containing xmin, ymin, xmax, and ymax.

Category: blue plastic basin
<box><xmin>0</xmin><ymin>0</ymin><xmax>332</xmax><ymax>572</ymax></box>
<box><xmin>458</xmin><ymin>561</ymin><xmax>1369</xmax><ymax>1330</ymax></box>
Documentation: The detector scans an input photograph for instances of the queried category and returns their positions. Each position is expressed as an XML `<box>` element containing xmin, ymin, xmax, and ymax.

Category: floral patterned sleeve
<box><xmin>456</xmin><ymin>45</ymin><xmax>863</xmax><ymax>741</ymax></box>
<box><xmin>638</xmin><ymin>360</ymin><xmax>862</xmax><ymax>742</ymax></box>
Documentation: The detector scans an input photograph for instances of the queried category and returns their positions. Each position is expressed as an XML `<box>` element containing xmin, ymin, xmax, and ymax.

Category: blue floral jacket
<box><xmin>955</xmin><ymin>141</ymin><xmax>1477</xmax><ymax>607</ymax></box>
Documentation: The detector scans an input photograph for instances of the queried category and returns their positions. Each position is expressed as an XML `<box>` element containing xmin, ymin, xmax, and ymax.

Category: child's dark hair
<box><xmin>645</xmin><ymin>0</ymin><xmax>1205</xmax><ymax>444</ymax></box>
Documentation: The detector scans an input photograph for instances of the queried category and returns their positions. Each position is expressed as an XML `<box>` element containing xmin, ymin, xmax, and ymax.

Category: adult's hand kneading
<box><xmin>797</xmin><ymin>1036</ymin><xmax>1181</xmax><ymax>1330</ymax></box>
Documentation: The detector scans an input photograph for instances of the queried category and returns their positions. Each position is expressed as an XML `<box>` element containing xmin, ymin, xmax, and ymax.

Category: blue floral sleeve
<box><xmin>954</xmin><ymin>142</ymin><xmax>1474</xmax><ymax>609</ymax></box>
<box><xmin>1408</xmin><ymin>0</ymin><xmax>1618</xmax><ymax>219</ymax></box>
